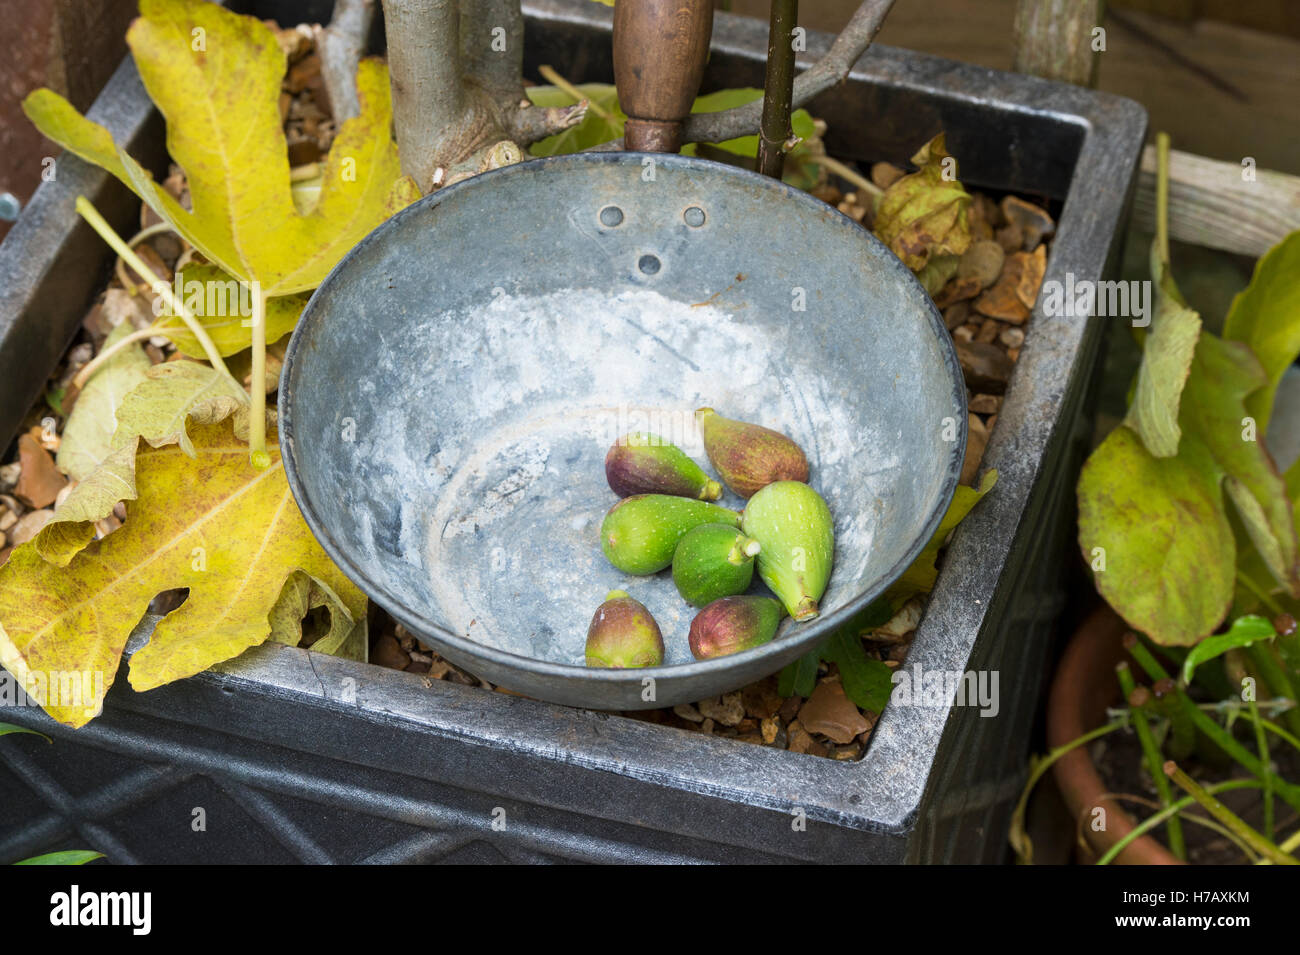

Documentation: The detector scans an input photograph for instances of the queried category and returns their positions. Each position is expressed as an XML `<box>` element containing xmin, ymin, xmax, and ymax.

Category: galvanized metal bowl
<box><xmin>279</xmin><ymin>151</ymin><xmax>966</xmax><ymax>710</ymax></box>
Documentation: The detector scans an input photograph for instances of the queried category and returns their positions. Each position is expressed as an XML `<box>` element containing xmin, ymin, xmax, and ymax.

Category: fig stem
<box><xmin>728</xmin><ymin>535</ymin><xmax>762</xmax><ymax>564</ymax></box>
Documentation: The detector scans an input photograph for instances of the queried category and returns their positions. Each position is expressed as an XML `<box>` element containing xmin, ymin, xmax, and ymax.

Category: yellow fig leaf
<box><xmin>34</xmin><ymin>361</ymin><xmax>250</xmax><ymax>567</ymax></box>
<box><xmin>269</xmin><ymin>570</ymin><xmax>366</xmax><ymax>661</ymax></box>
<box><xmin>156</xmin><ymin>265</ymin><xmax>307</xmax><ymax>357</ymax></box>
<box><xmin>22</xmin><ymin>0</ymin><xmax>418</xmax><ymax>297</ymax></box>
<box><xmin>0</xmin><ymin>419</ymin><xmax>366</xmax><ymax>728</ymax></box>
<box><xmin>873</xmin><ymin>133</ymin><xmax>973</xmax><ymax>272</ymax></box>
<box><xmin>112</xmin><ymin>361</ymin><xmax>250</xmax><ymax>456</ymax></box>
<box><xmin>56</xmin><ymin>323</ymin><xmax>152</xmax><ymax>481</ymax></box>
<box><xmin>888</xmin><ymin>468</ymin><xmax>998</xmax><ymax>603</ymax></box>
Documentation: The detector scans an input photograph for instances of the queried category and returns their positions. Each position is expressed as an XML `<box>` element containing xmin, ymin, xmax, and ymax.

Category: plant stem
<box><xmin>1155</xmin><ymin>131</ymin><xmax>1171</xmax><ymax>270</ymax></box>
<box><xmin>537</xmin><ymin>65</ymin><xmax>607</xmax><ymax>120</ymax></box>
<box><xmin>1163</xmin><ymin>761</ymin><xmax>1297</xmax><ymax>865</ymax></box>
<box><xmin>1119</xmin><ymin>665</ymin><xmax>1185</xmax><ymax>859</ymax></box>
<box><xmin>1248</xmin><ymin>696</ymin><xmax>1274</xmax><ymax>840</ymax></box>
<box><xmin>74</xmin><ymin>197</ymin><xmax>243</xmax><ymax>398</ymax></box>
<box><xmin>1151</xmin><ymin>678</ymin><xmax>1194</xmax><ymax>760</ymax></box>
<box><xmin>1247</xmin><ymin>642</ymin><xmax>1300</xmax><ymax>737</ymax></box>
<box><xmin>1097</xmin><ymin>779</ymin><xmax>1261</xmax><ymax>865</ymax></box>
<box><xmin>808</xmin><ymin>154</ymin><xmax>883</xmax><ymax>198</ymax></box>
<box><xmin>71</xmin><ymin>325</ymin><xmax>166</xmax><ymax>390</ymax></box>
<box><xmin>757</xmin><ymin>0</ymin><xmax>798</xmax><ymax>179</ymax></box>
<box><xmin>115</xmin><ymin>222</ymin><xmax>178</xmax><ymax>293</ymax></box>
<box><xmin>1124</xmin><ymin>632</ymin><xmax>1300</xmax><ymax>811</ymax></box>
<box><xmin>1258</xmin><ymin>717</ymin><xmax>1300</xmax><ymax>755</ymax></box>
<box><xmin>249</xmin><ymin>288</ymin><xmax>270</xmax><ymax>469</ymax></box>
<box><xmin>1237</xmin><ymin>567</ymin><xmax>1287</xmax><ymax>616</ymax></box>
<box><xmin>1009</xmin><ymin>720</ymin><xmax>1127</xmax><ymax>864</ymax></box>
<box><xmin>679</xmin><ymin>0</ymin><xmax>895</xmax><ymax>146</ymax></box>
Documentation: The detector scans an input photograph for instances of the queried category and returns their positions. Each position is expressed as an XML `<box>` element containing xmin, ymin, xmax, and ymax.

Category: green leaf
<box><xmin>824</xmin><ymin>629</ymin><xmax>894</xmax><ymax>712</ymax></box>
<box><xmin>779</xmin><ymin>647</ymin><xmax>821</xmax><ymax>698</ymax></box>
<box><xmin>526</xmin><ymin>84</ymin><xmax>625</xmax><ymax>156</ymax></box>
<box><xmin>56</xmin><ymin>323</ymin><xmax>152</xmax><ymax>481</ymax></box>
<box><xmin>1181</xmin><ymin>615</ymin><xmax>1276</xmax><ymax>684</ymax></box>
<box><xmin>1078</xmin><ymin>424</ymin><xmax>1235</xmax><ymax>645</ymax></box>
<box><xmin>1223</xmin><ymin>230</ymin><xmax>1300</xmax><ymax>434</ymax></box>
<box><xmin>0</xmin><ymin>723</ymin><xmax>52</xmax><ymax>742</ymax></box>
<box><xmin>1123</xmin><ymin>242</ymin><xmax>1201</xmax><ymax>458</ymax></box>
<box><xmin>1181</xmin><ymin>335</ymin><xmax>1298</xmax><ymax>596</ymax></box>
<box><xmin>526</xmin><ymin>82</ymin><xmax>817</xmax><ymax>184</ymax></box>
<box><xmin>156</xmin><ymin>264</ymin><xmax>306</xmax><ymax>358</ymax></box>
<box><xmin>14</xmin><ymin>851</ymin><xmax>103</xmax><ymax>866</ymax></box>
<box><xmin>889</xmin><ymin>468</ymin><xmax>998</xmax><ymax>604</ymax></box>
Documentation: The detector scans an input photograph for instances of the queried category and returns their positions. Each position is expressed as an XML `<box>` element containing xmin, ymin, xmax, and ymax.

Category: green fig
<box><xmin>741</xmin><ymin>481</ymin><xmax>834</xmax><ymax>621</ymax></box>
<box><xmin>672</xmin><ymin>523</ymin><xmax>761</xmax><ymax>607</ymax></box>
<box><xmin>689</xmin><ymin>595</ymin><xmax>785</xmax><ymax>660</ymax></box>
<box><xmin>585</xmin><ymin>590</ymin><xmax>664</xmax><ymax>668</ymax></box>
<box><xmin>696</xmin><ymin>407</ymin><xmax>809</xmax><ymax>498</ymax></box>
<box><xmin>600</xmin><ymin>495</ymin><xmax>742</xmax><ymax>575</ymax></box>
<box><xmin>606</xmin><ymin>432</ymin><xmax>722</xmax><ymax>500</ymax></box>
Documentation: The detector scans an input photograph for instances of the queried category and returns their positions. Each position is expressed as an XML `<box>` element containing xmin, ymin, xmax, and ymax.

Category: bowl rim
<box><xmin>278</xmin><ymin>150</ymin><xmax>968</xmax><ymax>695</ymax></box>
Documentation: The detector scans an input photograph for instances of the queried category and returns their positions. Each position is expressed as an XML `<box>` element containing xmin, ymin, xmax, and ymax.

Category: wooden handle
<box><xmin>613</xmin><ymin>0</ymin><xmax>714</xmax><ymax>153</ymax></box>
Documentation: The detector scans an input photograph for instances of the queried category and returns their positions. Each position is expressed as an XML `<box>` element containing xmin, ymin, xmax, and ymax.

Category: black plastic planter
<box><xmin>0</xmin><ymin>0</ymin><xmax>1145</xmax><ymax>863</ymax></box>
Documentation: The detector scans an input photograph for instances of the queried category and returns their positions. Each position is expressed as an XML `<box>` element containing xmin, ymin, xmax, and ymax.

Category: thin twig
<box><xmin>1164</xmin><ymin>761</ymin><xmax>1297</xmax><ymax>865</ymax></box>
<box><xmin>684</xmin><ymin>0</ymin><xmax>894</xmax><ymax>145</ymax></box>
<box><xmin>1119</xmin><ymin>665</ymin><xmax>1185</xmax><ymax>859</ymax></box>
<box><xmin>316</xmin><ymin>0</ymin><xmax>375</xmax><ymax>121</ymax></box>
<box><xmin>757</xmin><ymin>0</ymin><xmax>798</xmax><ymax>178</ymax></box>
<box><xmin>115</xmin><ymin>222</ymin><xmax>178</xmax><ymax>294</ymax></box>
<box><xmin>1097</xmin><ymin>779</ymin><xmax>1262</xmax><ymax>865</ymax></box>
<box><xmin>72</xmin><ymin>325</ymin><xmax>167</xmax><ymax>391</ymax></box>
<box><xmin>808</xmin><ymin>153</ymin><xmax>882</xmax><ymax>197</ymax></box>
<box><xmin>75</xmin><ymin>198</ymin><xmax>244</xmax><ymax>401</ymax></box>
<box><xmin>537</xmin><ymin>65</ymin><xmax>606</xmax><ymax>120</ymax></box>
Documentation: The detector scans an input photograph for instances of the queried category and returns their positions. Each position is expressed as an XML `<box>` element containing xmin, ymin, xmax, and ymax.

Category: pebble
<box><xmin>741</xmin><ymin>677</ymin><xmax>784</xmax><ymax>719</ymax></box>
<box><xmin>370</xmin><ymin>634</ymin><xmax>410</xmax><ymax>670</ymax></box>
<box><xmin>957</xmin><ymin>239</ymin><xmax>1005</xmax><ymax>289</ymax></box>
<box><xmin>1000</xmin><ymin>326</ymin><xmax>1026</xmax><ymax>349</ymax></box>
<box><xmin>9</xmin><ymin>509</ymin><xmax>54</xmax><ymax>546</ymax></box>
<box><xmin>955</xmin><ymin>340</ymin><xmax>1013</xmax><ymax>394</ymax></box>
<box><xmin>761</xmin><ymin>717</ymin><xmax>780</xmax><ymax>744</ymax></box>
<box><xmin>969</xmin><ymin>393</ymin><xmax>1001</xmax><ymax>415</ymax></box>
<box><xmin>975</xmin><ymin>318</ymin><xmax>1002</xmax><ymax>344</ymax></box>
<box><xmin>962</xmin><ymin>413</ymin><xmax>989</xmax><ymax>485</ymax></box>
<box><xmin>698</xmin><ymin>692</ymin><xmax>745</xmax><ymax>727</ymax></box>
<box><xmin>14</xmin><ymin>435</ymin><xmax>66</xmax><ymax>509</ymax></box>
<box><xmin>798</xmin><ymin>680</ymin><xmax>872</xmax><ymax>744</ymax></box>
<box><xmin>672</xmin><ymin>702</ymin><xmax>705</xmax><ymax>723</ymax></box>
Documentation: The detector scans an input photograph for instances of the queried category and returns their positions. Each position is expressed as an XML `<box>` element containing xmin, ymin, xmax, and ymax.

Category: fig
<box><xmin>672</xmin><ymin>523</ymin><xmax>761</xmax><ymax>607</ymax></box>
<box><xmin>600</xmin><ymin>494</ymin><xmax>741</xmax><ymax>575</ymax></box>
<box><xmin>689</xmin><ymin>595</ymin><xmax>785</xmax><ymax>660</ymax></box>
<box><xmin>741</xmin><ymin>481</ymin><xmax>834</xmax><ymax>621</ymax></box>
<box><xmin>695</xmin><ymin>407</ymin><xmax>809</xmax><ymax>498</ymax></box>
<box><xmin>585</xmin><ymin>590</ymin><xmax>664</xmax><ymax>668</ymax></box>
<box><xmin>606</xmin><ymin>432</ymin><xmax>722</xmax><ymax>500</ymax></box>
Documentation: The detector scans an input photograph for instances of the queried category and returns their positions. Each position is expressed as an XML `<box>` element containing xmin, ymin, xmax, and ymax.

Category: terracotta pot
<box><xmin>1047</xmin><ymin>606</ymin><xmax>1182</xmax><ymax>865</ymax></box>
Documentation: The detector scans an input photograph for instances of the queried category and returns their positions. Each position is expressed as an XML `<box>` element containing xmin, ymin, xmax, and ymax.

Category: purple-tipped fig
<box><xmin>585</xmin><ymin>590</ymin><xmax>664</xmax><ymax>668</ymax></box>
<box><xmin>695</xmin><ymin>408</ymin><xmax>809</xmax><ymax>498</ymax></box>
<box><xmin>605</xmin><ymin>432</ymin><xmax>722</xmax><ymax>500</ymax></box>
<box><xmin>688</xmin><ymin>595</ymin><xmax>786</xmax><ymax>660</ymax></box>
